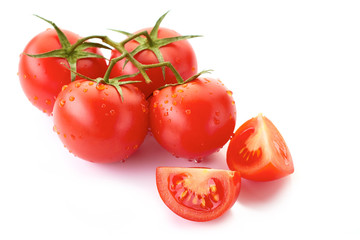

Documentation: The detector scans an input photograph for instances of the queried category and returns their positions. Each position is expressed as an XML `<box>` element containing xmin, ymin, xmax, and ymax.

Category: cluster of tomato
<box><xmin>18</xmin><ymin>13</ymin><xmax>294</xmax><ymax>222</ymax></box>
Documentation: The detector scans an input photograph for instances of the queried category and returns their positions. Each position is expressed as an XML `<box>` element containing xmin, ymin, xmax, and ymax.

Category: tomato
<box><xmin>149</xmin><ymin>78</ymin><xmax>236</xmax><ymax>161</ymax></box>
<box><xmin>226</xmin><ymin>114</ymin><xmax>294</xmax><ymax>181</ymax></box>
<box><xmin>156</xmin><ymin>167</ymin><xmax>241</xmax><ymax>222</ymax></box>
<box><xmin>18</xmin><ymin>28</ymin><xmax>107</xmax><ymax>115</ymax></box>
<box><xmin>52</xmin><ymin>80</ymin><xmax>148</xmax><ymax>163</ymax></box>
<box><xmin>109</xmin><ymin>27</ymin><xmax>198</xmax><ymax>98</ymax></box>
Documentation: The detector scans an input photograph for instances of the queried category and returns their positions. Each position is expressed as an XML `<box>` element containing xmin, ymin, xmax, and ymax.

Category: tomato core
<box><xmin>168</xmin><ymin>173</ymin><xmax>224</xmax><ymax>212</ymax></box>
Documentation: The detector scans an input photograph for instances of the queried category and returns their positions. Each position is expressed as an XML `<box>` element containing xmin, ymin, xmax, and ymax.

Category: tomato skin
<box><xmin>226</xmin><ymin>114</ymin><xmax>294</xmax><ymax>181</ymax></box>
<box><xmin>156</xmin><ymin>167</ymin><xmax>241</xmax><ymax>222</ymax></box>
<box><xmin>110</xmin><ymin>27</ymin><xmax>197</xmax><ymax>98</ymax></box>
<box><xmin>18</xmin><ymin>29</ymin><xmax>108</xmax><ymax>115</ymax></box>
<box><xmin>53</xmin><ymin>80</ymin><xmax>148</xmax><ymax>163</ymax></box>
<box><xmin>149</xmin><ymin>78</ymin><xmax>236</xmax><ymax>160</ymax></box>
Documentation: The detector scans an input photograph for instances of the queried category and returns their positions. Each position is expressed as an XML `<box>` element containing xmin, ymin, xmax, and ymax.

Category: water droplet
<box><xmin>153</xmin><ymin>90</ymin><xmax>160</xmax><ymax>96</ymax></box>
<box><xmin>141</xmin><ymin>104</ymin><xmax>147</xmax><ymax>113</ymax></box>
<box><xmin>45</xmin><ymin>99</ymin><xmax>51</xmax><ymax>105</ymax></box>
<box><xmin>62</xmin><ymin>85</ymin><xmax>68</xmax><ymax>91</ymax></box>
<box><xmin>69</xmin><ymin>96</ymin><xmax>75</xmax><ymax>101</ymax></box>
<box><xmin>171</xmin><ymin>93</ymin><xmax>177</xmax><ymax>98</ymax></box>
<box><xmin>83</xmin><ymin>88</ymin><xmax>88</xmax><ymax>93</ymax></box>
<box><xmin>33</xmin><ymin>75</ymin><xmax>37</xmax><ymax>79</ymax></box>
<box><xmin>133</xmin><ymin>144</ymin><xmax>139</xmax><ymax>150</ymax></box>
<box><xmin>232</xmin><ymin>101</ymin><xmax>235</xmax><ymax>105</ymax></box>
<box><xmin>59</xmin><ymin>99</ymin><xmax>66</xmax><ymax>107</ymax></box>
<box><xmin>70</xmin><ymin>134</ymin><xmax>76</xmax><ymax>140</ymax></box>
<box><xmin>164</xmin><ymin>100</ymin><xmax>169</xmax><ymax>104</ymax></box>
<box><xmin>214</xmin><ymin>118</ymin><xmax>220</xmax><ymax>125</ymax></box>
<box><xmin>96</xmin><ymin>84</ymin><xmax>106</xmax><ymax>91</ymax></box>
<box><xmin>164</xmin><ymin>112</ymin><xmax>169</xmax><ymax>116</ymax></box>
<box><xmin>226</xmin><ymin>90</ymin><xmax>233</xmax><ymax>96</ymax></box>
<box><xmin>172</xmin><ymin>101</ymin><xmax>177</xmax><ymax>106</ymax></box>
<box><xmin>153</xmin><ymin>102</ymin><xmax>158</xmax><ymax>108</ymax></box>
<box><xmin>88</xmin><ymin>81</ymin><xmax>94</xmax><ymax>86</ymax></box>
<box><xmin>75</xmin><ymin>82</ymin><xmax>81</xmax><ymax>88</ymax></box>
<box><xmin>185</xmin><ymin>109</ymin><xmax>191</xmax><ymax>115</ymax></box>
<box><xmin>177</xmin><ymin>89</ymin><xmax>184</xmax><ymax>93</ymax></box>
<box><xmin>109</xmin><ymin>109</ymin><xmax>116</xmax><ymax>116</ymax></box>
<box><xmin>33</xmin><ymin>96</ymin><xmax>38</xmax><ymax>101</ymax></box>
<box><xmin>101</xmin><ymin>103</ymin><xmax>106</xmax><ymax>108</ymax></box>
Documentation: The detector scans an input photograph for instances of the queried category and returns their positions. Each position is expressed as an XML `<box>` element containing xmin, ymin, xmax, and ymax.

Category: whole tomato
<box><xmin>149</xmin><ymin>78</ymin><xmax>236</xmax><ymax>161</ymax></box>
<box><xmin>53</xmin><ymin>80</ymin><xmax>149</xmax><ymax>163</ymax></box>
<box><xmin>110</xmin><ymin>27</ymin><xmax>198</xmax><ymax>98</ymax></box>
<box><xmin>18</xmin><ymin>28</ymin><xmax>107</xmax><ymax>115</ymax></box>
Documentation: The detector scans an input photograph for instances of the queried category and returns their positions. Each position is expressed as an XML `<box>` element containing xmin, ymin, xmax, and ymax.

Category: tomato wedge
<box><xmin>226</xmin><ymin>114</ymin><xmax>294</xmax><ymax>181</ymax></box>
<box><xmin>156</xmin><ymin>167</ymin><xmax>241</xmax><ymax>222</ymax></box>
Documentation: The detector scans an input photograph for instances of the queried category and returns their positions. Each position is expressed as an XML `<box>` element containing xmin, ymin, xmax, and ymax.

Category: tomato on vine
<box><xmin>109</xmin><ymin>12</ymin><xmax>199</xmax><ymax>98</ymax></box>
<box><xmin>18</xmin><ymin>16</ymin><xmax>108</xmax><ymax>115</ymax></box>
<box><xmin>149</xmin><ymin>77</ymin><xmax>236</xmax><ymax>161</ymax></box>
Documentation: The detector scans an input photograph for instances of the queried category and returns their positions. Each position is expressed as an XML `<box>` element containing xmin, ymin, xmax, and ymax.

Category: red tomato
<box><xmin>156</xmin><ymin>167</ymin><xmax>241</xmax><ymax>222</ymax></box>
<box><xmin>226</xmin><ymin>114</ymin><xmax>294</xmax><ymax>181</ymax></box>
<box><xmin>149</xmin><ymin>78</ymin><xmax>236</xmax><ymax>161</ymax></box>
<box><xmin>18</xmin><ymin>28</ymin><xmax>107</xmax><ymax>115</ymax></box>
<box><xmin>52</xmin><ymin>80</ymin><xmax>148</xmax><ymax>163</ymax></box>
<box><xmin>110</xmin><ymin>27</ymin><xmax>197</xmax><ymax>98</ymax></box>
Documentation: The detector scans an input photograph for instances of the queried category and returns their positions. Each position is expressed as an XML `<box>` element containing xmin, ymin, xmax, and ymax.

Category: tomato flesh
<box><xmin>226</xmin><ymin>114</ymin><xmax>294</xmax><ymax>181</ymax></box>
<box><xmin>156</xmin><ymin>167</ymin><xmax>241</xmax><ymax>222</ymax></box>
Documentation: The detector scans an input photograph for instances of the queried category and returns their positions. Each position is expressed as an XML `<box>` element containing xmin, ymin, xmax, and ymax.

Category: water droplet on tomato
<box><xmin>88</xmin><ymin>81</ymin><xmax>94</xmax><ymax>86</ymax></box>
<box><xmin>109</xmin><ymin>109</ymin><xmax>116</xmax><ymax>116</ymax></box>
<box><xmin>185</xmin><ymin>109</ymin><xmax>191</xmax><ymax>115</ymax></box>
<box><xmin>226</xmin><ymin>90</ymin><xmax>233</xmax><ymax>96</ymax></box>
<box><xmin>62</xmin><ymin>85</ymin><xmax>68</xmax><ymax>91</ymax></box>
<box><xmin>33</xmin><ymin>96</ymin><xmax>38</xmax><ymax>101</ymax></box>
<box><xmin>83</xmin><ymin>88</ymin><xmax>88</xmax><ymax>93</ymax></box>
<box><xmin>164</xmin><ymin>112</ymin><xmax>169</xmax><ymax>116</ymax></box>
<box><xmin>171</xmin><ymin>93</ymin><xmax>177</xmax><ymax>98</ymax></box>
<box><xmin>153</xmin><ymin>90</ymin><xmax>160</xmax><ymax>96</ymax></box>
<box><xmin>172</xmin><ymin>101</ymin><xmax>177</xmax><ymax>106</ymax></box>
<box><xmin>75</xmin><ymin>82</ymin><xmax>81</xmax><ymax>88</ymax></box>
<box><xmin>45</xmin><ymin>99</ymin><xmax>51</xmax><ymax>105</ymax></box>
<box><xmin>69</xmin><ymin>96</ymin><xmax>75</xmax><ymax>101</ymax></box>
<box><xmin>96</xmin><ymin>84</ymin><xmax>106</xmax><ymax>91</ymax></box>
<box><xmin>232</xmin><ymin>101</ymin><xmax>235</xmax><ymax>105</ymax></box>
<box><xmin>214</xmin><ymin>118</ymin><xmax>220</xmax><ymax>125</ymax></box>
<box><xmin>101</xmin><ymin>103</ymin><xmax>106</xmax><ymax>108</ymax></box>
<box><xmin>59</xmin><ymin>99</ymin><xmax>66</xmax><ymax>107</ymax></box>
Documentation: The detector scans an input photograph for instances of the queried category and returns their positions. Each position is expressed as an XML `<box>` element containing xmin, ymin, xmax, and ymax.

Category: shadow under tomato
<box><xmin>238</xmin><ymin>177</ymin><xmax>292</xmax><ymax>207</ymax></box>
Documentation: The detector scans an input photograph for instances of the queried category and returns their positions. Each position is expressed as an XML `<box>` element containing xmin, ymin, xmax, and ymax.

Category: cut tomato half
<box><xmin>226</xmin><ymin>114</ymin><xmax>294</xmax><ymax>181</ymax></box>
<box><xmin>156</xmin><ymin>167</ymin><xmax>241</xmax><ymax>222</ymax></box>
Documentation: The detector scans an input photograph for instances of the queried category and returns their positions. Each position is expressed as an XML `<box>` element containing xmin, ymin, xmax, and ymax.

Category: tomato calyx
<box><xmin>61</xmin><ymin>60</ymin><xmax>140</xmax><ymax>102</ymax></box>
<box><xmin>110</xmin><ymin>11</ymin><xmax>201</xmax><ymax>81</ymax></box>
<box><xmin>25</xmin><ymin>15</ymin><xmax>110</xmax><ymax>82</ymax></box>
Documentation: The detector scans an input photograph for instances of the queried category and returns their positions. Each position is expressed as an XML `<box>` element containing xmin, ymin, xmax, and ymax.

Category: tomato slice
<box><xmin>226</xmin><ymin>114</ymin><xmax>294</xmax><ymax>181</ymax></box>
<box><xmin>156</xmin><ymin>167</ymin><xmax>241</xmax><ymax>222</ymax></box>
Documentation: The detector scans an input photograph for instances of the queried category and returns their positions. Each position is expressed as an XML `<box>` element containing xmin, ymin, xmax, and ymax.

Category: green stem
<box><xmin>68</xmin><ymin>35</ymin><xmax>107</xmax><ymax>54</ymax></box>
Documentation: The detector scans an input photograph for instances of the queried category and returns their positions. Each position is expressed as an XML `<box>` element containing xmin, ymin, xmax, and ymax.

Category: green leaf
<box><xmin>155</xmin><ymin>35</ymin><xmax>202</xmax><ymax>48</ymax></box>
<box><xmin>34</xmin><ymin>15</ymin><xmax>71</xmax><ymax>48</ymax></box>
<box><xmin>26</xmin><ymin>49</ymin><xmax>67</xmax><ymax>58</ymax></box>
<box><xmin>150</xmin><ymin>11</ymin><xmax>169</xmax><ymax>39</ymax></box>
<box><xmin>76</xmin><ymin>42</ymin><xmax>112</xmax><ymax>51</ymax></box>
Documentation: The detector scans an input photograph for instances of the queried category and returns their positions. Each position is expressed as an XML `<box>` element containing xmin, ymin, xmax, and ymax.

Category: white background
<box><xmin>1</xmin><ymin>0</ymin><xmax>359</xmax><ymax>239</ymax></box>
